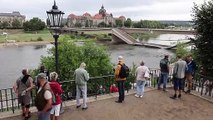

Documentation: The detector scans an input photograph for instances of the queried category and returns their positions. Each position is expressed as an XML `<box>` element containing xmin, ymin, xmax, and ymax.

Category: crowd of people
<box><xmin>13</xmin><ymin>54</ymin><xmax>198</xmax><ymax>120</ymax></box>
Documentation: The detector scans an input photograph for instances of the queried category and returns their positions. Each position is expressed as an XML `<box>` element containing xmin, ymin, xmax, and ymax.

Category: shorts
<box><xmin>50</xmin><ymin>104</ymin><xmax>61</xmax><ymax>116</ymax></box>
<box><xmin>173</xmin><ymin>78</ymin><xmax>184</xmax><ymax>90</ymax></box>
<box><xmin>18</xmin><ymin>95</ymin><xmax>31</xmax><ymax>106</ymax></box>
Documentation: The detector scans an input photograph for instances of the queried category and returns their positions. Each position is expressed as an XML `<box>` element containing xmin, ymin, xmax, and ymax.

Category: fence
<box><xmin>1</xmin><ymin>68</ymin><xmax>212</xmax><ymax>114</ymax></box>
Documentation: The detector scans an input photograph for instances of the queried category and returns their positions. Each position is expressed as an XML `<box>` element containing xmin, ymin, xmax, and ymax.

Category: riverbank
<box><xmin>0</xmin><ymin>41</ymin><xmax>52</xmax><ymax>48</ymax></box>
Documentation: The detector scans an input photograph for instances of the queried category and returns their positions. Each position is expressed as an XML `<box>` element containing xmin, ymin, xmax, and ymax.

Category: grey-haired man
<box><xmin>74</xmin><ymin>62</ymin><xmax>90</xmax><ymax>110</ymax></box>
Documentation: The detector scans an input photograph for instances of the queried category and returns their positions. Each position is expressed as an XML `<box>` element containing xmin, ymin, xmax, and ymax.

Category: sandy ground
<box><xmin>1</xmin><ymin>89</ymin><xmax>213</xmax><ymax>120</ymax></box>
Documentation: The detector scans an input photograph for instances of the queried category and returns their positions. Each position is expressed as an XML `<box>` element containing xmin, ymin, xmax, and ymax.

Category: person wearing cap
<box><xmin>13</xmin><ymin>69</ymin><xmax>34</xmax><ymax>119</ymax></box>
<box><xmin>74</xmin><ymin>62</ymin><xmax>90</xmax><ymax>110</ymax></box>
<box><xmin>114</xmin><ymin>56</ymin><xmax>126</xmax><ymax>103</ymax></box>
<box><xmin>35</xmin><ymin>73</ymin><xmax>53</xmax><ymax>120</ymax></box>
<box><xmin>49</xmin><ymin>72</ymin><xmax>62</xmax><ymax>120</ymax></box>
<box><xmin>158</xmin><ymin>54</ymin><xmax>170</xmax><ymax>91</ymax></box>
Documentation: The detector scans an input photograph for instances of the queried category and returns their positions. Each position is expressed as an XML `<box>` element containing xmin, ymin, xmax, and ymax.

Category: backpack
<box><xmin>119</xmin><ymin>63</ymin><xmax>129</xmax><ymax>78</ymax></box>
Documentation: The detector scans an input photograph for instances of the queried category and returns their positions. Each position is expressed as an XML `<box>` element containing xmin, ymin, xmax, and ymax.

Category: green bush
<box><xmin>40</xmin><ymin>35</ymin><xmax>113</xmax><ymax>81</ymax></box>
<box><xmin>37</xmin><ymin>37</ymin><xmax>43</xmax><ymax>41</ymax></box>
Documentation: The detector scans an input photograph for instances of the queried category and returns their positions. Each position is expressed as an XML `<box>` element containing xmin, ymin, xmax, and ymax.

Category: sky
<box><xmin>0</xmin><ymin>0</ymin><xmax>208</xmax><ymax>21</ymax></box>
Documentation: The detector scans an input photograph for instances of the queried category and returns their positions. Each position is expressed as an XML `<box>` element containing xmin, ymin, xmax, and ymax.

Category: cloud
<box><xmin>0</xmin><ymin>0</ymin><xmax>207</xmax><ymax>21</ymax></box>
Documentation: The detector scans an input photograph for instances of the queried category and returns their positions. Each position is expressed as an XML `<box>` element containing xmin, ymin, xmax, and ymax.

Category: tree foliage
<box><xmin>115</xmin><ymin>19</ymin><xmax>123</xmax><ymax>27</ymax></box>
<box><xmin>23</xmin><ymin>17</ymin><xmax>45</xmax><ymax>31</ymax></box>
<box><xmin>1</xmin><ymin>21</ymin><xmax>9</xmax><ymax>29</ymax></box>
<box><xmin>192</xmin><ymin>1</ymin><xmax>213</xmax><ymax>76</ymax></box>
<box><xmin>133</xmin><ymin>20</ymin><xmax>165</xmax><ymax>29</ymax></box>
<box><xmin>124</xmin><ymin>18</ymin><xmax>132</xmax><ymax>28</ymax></box>
<box><xmin>175</xmin><ymin>43</ymin><xmax>190</xmax><ymax>57</ymax></box>
<box><xmin>74</xmin><ymin>22</ymin><xmax>82</xmax><ymax>27</ymax></box>
<box><xmin>40</xmin><ymin>36</ymin><xmax>113</xmax><ymax>81</ymax></box>
<box><xmin>12</xmin><ymin>19</ymin><xmax>22</xmax><ymax>28</ymax></box>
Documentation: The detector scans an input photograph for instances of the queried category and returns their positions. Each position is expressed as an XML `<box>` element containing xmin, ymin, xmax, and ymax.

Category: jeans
<box><xmin>76</xmin><ymin>84</ymin><xmax>87</xmax><ymax>108</ymax></box>
<box><xmin>117</xmin><ymin>80</ymin><xmax>125</xmax><ymax>102</ymax></box>
<box><xmin>38</xmin><ymin>111</ymin><xmax>50</xmax><ymax>120</ymax></box>
<box><xmin>136</xmin><ymin>80</ymin><xmax>146</xmax><ymax>96</ymax></box>
<box><xmin>158</xmin><ymin>72</ymin><xmax>169</xmax><ymax>89</ymax></box>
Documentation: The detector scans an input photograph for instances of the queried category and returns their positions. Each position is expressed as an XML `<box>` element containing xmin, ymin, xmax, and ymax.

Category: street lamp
<box><xmin>46</xmin><ymin>0</ymin><xmax>64</xmax><ymax>74</ymax></box>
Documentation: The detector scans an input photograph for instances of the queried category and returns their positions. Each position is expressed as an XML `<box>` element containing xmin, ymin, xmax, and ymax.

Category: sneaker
<box><xmin>140</xmin><ymin>95</ymin><xmax>143</xmax><ymax>98</ymax></box>
<box><xmin>163</xmin><ymin>89</ymin><xmax>168</xmax><ymax>92</ymax></box>
<box><xmin>170</xmin><ymin>94</ymin><xmax>177</xmax><ymax>99</ymax></box>
<box><xmin>135</xmin><ymin>94</ymin><xmax>140</xmax><ymax>98</ymax></box>
<box><xmin>82</xmin><ymin>107</ymin><xmax>88</xmax><ymax>111</ymax></box>
<box><xmin>178</xmin><ymin>94</ymin><xmax>181</xmax><ymax>98</ymax></box>
<box><xmin>157</xmin><ymin>87</ymin><xmax>161</xmax><ymax>90</ymax></box>
<box><xmin>76</xmin><ymin>105</ymin><xmax>81</xmax><ymax>108</ymax></box>
<box><xmin>115</xmin><ymin>100</ymin><xmax>122</xmax><ymax>103</ymax></box>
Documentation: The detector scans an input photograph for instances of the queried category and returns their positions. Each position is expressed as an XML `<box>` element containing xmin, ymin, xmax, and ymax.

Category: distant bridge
<box><xmin>62</xmin><ymin>28</ymin><xmax>195</xmax><ymax>35</ymax></box>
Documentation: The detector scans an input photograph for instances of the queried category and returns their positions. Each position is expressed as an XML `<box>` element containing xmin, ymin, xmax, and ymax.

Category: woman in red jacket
<box><xmin>49</xmin><ymin>72</ymin><xmax>63</xmax><ymax>120</ymax></box>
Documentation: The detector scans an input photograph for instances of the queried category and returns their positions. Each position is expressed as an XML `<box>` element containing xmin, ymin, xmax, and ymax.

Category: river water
<box><xmin>0</xmin><ymin>34</ymin><xmax>193</xmax><ymax>89</ymax></box>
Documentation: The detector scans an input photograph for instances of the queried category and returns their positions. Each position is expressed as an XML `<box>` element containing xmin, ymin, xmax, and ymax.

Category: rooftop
<box><xmin>0</xmin><ymin>11</ymin><xmax>25</xmax><ymax>17</ymax></box>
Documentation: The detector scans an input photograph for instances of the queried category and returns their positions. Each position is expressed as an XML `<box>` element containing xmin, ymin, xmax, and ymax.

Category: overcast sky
<box><xmin>0</xmin><ymin>0</ymin><xmax>207</xmax><ymax>21</ymax></box>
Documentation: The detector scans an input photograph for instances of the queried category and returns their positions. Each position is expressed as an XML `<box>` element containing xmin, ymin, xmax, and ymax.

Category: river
<box><xmin>0</xmin><ymin>34</ymin><xmax>193</xmax><ymax>89</ymax></box>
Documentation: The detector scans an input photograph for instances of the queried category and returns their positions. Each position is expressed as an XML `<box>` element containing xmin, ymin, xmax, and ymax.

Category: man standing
<box><xmin>74</xmin><ymin>62</ymin><xmax>89</xmax><ymax>110</ymax></box>
<box><xmin>158</xmin><ymin>55</ymin><xmax>170</xmax><ymax>91</ymax></box>
<box><xmin>114</xmin><ymin>56</ymin><xmax>126</xmax><ymax>103</ymax></box>
<box><xmin>35</xmin><ymin>73</ymin><xmax>53</xmax><ymax>120</ymax></box>
<box><xmin>170</xmin><ymin>55</ymin><xmax>187</xmax><ymax>99</ymax></box>
<box><xmin>13</xmin><ymin>69</ymin><xmax>34</xmax><ymax>120</ymax></box>
<box><xmin>185</xmin><ymin>55</ymin><xmax>196</xmax><ymax>93</ymax></box>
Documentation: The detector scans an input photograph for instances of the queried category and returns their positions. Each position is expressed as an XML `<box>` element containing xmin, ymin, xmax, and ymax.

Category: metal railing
<box><xmin>2</xmin><ymin>68</ymin><xmax>212</xmax><ymax>114</ymax></box>
<box><xmin>0</xmin><ymin>75</ymin><xmax>116</xmax><ymax>113</ymax></box>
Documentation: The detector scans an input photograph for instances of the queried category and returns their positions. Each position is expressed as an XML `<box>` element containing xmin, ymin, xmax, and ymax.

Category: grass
<box><xmin>0</xmin><ymin>29</ymin><xmax>110</xmax><ymax>43</ymax></box>
<box><xmin>0</xmin><ymin>29</ymin><xmax>60</xmax><ymax>43</ymax></box>
<box><xmin>129</xmin><ymin>32</ymin><xmax>160</xmax><ymax>41</ymax></box>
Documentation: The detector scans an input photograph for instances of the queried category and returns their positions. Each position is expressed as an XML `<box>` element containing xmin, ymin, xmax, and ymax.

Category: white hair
<box><xmin>50</xmin><ymin>72</ymin><xmax>58</xmax><ymax>81</ymax></box>
<box><xmin>80</xmin><ymin>62</ymin><xmax>86</xmax><ymax>68</ymax></box>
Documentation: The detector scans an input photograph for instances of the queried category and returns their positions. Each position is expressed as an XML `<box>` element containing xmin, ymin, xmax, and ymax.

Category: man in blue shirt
<box><xmin>185</xmin><ymin>55</ymin><xmax>196</xmax><ymax>93</ymax></box>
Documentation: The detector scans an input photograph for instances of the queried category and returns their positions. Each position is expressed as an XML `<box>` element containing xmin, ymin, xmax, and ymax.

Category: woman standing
<box><xmin>49</xmin><ymin>72</ymin><xmax>63</xmax><ymax>120</ymax></box>
<box><xmin>135</xmin><ymin>61</ymin><xmax>150</xmax><ymax>98</ymax></box>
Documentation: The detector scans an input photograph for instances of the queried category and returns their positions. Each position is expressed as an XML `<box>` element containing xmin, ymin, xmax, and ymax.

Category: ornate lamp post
<box><xmin>46</xmin><ymin>0</ymin><xmax>64</xmax><ymax>74</ymax></box>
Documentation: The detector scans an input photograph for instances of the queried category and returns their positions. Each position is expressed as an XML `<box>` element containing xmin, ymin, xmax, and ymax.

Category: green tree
<box><xmin>74</xmin><ymin>22</ymin><xmax>82</xmax><ymax>27</ymax></box>
<box><xmin>192</xmin><ymin>1</ymin><xmax>213</xmax><ymax>76</ymax></box>
<box><xmin>132</xmin><ymin>20</ymin><xmax>164</xmax><ymax>28</ymax></box>
<box><xmin>0</xmin><ymin>22</ymin><xmax>2</xmax><ymax>29</ymax></box>
<box><xmin>40</xmin><ymin>36</ymin><xmax>113</xmax><ymax>81</ymax></box>
<box><xmin>23</xmin><ymin>17</ymin><xmax>45</xmax><ymax>31</ymax></box>
<box><xmin>124</xmin><ymin>18</ymin><xmax>132</xmax><ymax>28</ymax></box>
<box><xmin>98</xmin><ymin>22</ymin><xmax>107</xmax><ymax>27</ymax></box>
<box><xmin>12</xmin><ymin>19</ymin><xmax>21</xmax><ymax>28</ymax></box>
<box><xmin>85</xmin><ymin>20</ymin><xmax>89</xmax><ymax>27</ymax></box>
<box><xmin>175</xmin><ymin>43</ymin><xmax>190</xmax><ymax>57</ymax></box>
<box><xmin>115</xmin><ymin>19</ymin><xmax>123</xmax><ymax>27</ymax></box>
<box><xmin>2</xmin><ymin>21</ymin><xmax>9</xmax><ymax>29</ymax></box>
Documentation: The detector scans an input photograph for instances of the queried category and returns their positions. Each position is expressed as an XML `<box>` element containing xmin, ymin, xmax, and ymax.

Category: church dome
<box><xmin>99</xmin><ymin>5</ymin><xmax>106</xmax><ymax>16</ymax></box>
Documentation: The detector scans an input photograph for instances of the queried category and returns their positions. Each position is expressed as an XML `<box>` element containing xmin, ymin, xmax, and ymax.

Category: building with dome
<box><xmin>67</xmin><ymin>5</ymin><xmax>126</xmax><ymax>27</ymax></box>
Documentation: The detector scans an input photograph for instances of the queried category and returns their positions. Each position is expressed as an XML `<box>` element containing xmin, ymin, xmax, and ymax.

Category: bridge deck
<box><xmin>1</xmin><ymin>89</ymin><xmax>213</xmax><ymax>120</ymax></box>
